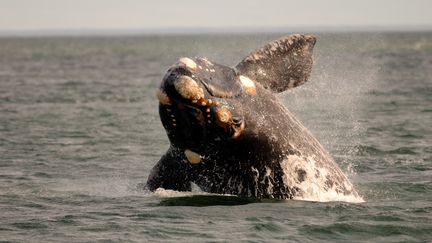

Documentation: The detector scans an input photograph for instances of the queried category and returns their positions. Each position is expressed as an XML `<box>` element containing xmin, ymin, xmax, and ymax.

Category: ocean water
<box><xmin>0</xmin><ymin>32</ymin><xmax>431</xmax><ymax>242</ymax></box>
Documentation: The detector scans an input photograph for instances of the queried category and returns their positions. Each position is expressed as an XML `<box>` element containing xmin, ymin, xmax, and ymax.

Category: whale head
<box><xmin>157</xmin><ymin>57</ymin><xmax>250</xmax><ymax>153</ymax></box>
<box><xmin>156</xmin><ymin>34</ymin><xmax>316</xmax><ymax>161</ymax></box>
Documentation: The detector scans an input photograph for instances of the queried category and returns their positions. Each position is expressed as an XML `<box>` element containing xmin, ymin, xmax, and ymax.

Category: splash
<box><xmin>153</xmin><ymin>187</ymin><xmax>242</xmax><ymax>199</ymax></box>
<box><xmin>281</xmin><ymin>34</ymin><xmax>383</xmax><ymax>201</ymax></box>
<box><xmin>153</xmin><ymin>188</ymin><xmax>210</xmax><ymax>198</ymax></box>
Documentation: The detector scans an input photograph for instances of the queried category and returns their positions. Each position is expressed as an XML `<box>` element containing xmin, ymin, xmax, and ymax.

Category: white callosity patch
<box><xmin>174</xmin><ymin>75</ymin><xmax>204</xmax><ymax>101</ymax></box>
<box><xmin>239</xmin><ymin>75</ymin><xmax>257</xmax><ymax>94</ymax></box>
<box><xmin>280</xmin><ymin>155</ymin><xmax>364</xmax><ymax>203</ymax></box>
<box><xmin>156</xmin><ymin>89</ymin><xmax>171</xmax><ymax>105</ymax></box>
<box><xmin>215</xmin><ymin>108</ymin><xmax>231</xmax><ymax>123</ymax></box>
<box><xmin>184</xmin><ymin>149</ymin><xmax>202</xmax><ymax>164</ymax></box>
<box><xmin>178</xmin><ymin>57</ymin><xmax>197</xmax><ymax>71</ymax></box>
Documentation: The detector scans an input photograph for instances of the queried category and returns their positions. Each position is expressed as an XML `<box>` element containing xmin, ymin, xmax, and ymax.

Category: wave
<box><xmin>354</xmin><ymin>145</ymin><xmax>418</xmax><ymax>156</ymax></box>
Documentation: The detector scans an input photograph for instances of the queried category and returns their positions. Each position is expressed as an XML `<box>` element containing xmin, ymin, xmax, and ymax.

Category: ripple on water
<box><xmin>12</xmin><ymin>221</ymin><xmax>49</xmax><ymax>230</ymax></box>
<box><xmin>54</xmin><ymin>215</ymin><xmax>79</xmax><ymax>226</ymax></box>
<box><xmin>300</xmin><ymin>222</ymin><xmax>432</xmax><ymax>242</ymax></box>
<box><xmin>353</xmin><ymin>145</ymin><xmax>420</xmax><ymax>156</ymax></box>
<box><xmin>251</xmin><ymin>222</ymin><xmax>284</xmax><ymax>233</ymax></box>
<box><xmin>79</xmin><ymin>221</ymin><xmax>122</xmax><ymax>232</ymax></box>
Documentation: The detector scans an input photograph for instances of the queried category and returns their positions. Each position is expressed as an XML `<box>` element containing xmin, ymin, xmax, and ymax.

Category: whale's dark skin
<box><xmin>146</xmin><ymin>34</ymin><xmax>361</xmax><ymax>200</ymax></box>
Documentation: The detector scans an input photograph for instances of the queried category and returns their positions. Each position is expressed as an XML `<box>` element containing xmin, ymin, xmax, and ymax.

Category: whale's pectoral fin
<box><xmin>235</xmin><ymin>34</ymin><xmax>316</xmax><ymax>93</ymax></box>
<box><xmin>145</xmin><ymin>148</ymin><xmax>192</xmax><ymax>192</ymax></box>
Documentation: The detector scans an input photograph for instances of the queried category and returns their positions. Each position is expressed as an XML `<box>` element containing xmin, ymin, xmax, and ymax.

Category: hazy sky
<box><xmin>1</xmin><ymin>0</ymin><xmax>431</xmax><ymax>32</ymax></box>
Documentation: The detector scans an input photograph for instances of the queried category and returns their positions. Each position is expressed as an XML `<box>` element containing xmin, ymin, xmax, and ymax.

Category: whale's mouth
<box><xmin>156</xmin><ymin>57</ymin><xmax>248</xmax><ymax>151</ymax></box>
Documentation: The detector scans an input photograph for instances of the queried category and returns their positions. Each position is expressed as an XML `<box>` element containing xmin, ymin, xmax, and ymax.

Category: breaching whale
<box><xmin>146</xmin><ymin>34</ymin><xmax>362</xmax><ymax>201</ymax></box>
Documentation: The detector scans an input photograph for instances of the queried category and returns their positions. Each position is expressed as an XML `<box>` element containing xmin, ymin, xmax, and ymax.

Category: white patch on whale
<box><xmin>174</xmin><ymin>75</ymin><xmax>204</xmax><ymax>101</ymax></box>
<box><xmin>178</xmin><ymin>57</ymin><xmax>197</xmax><ymax>71</ymax></box>
<box><xmin>184</xmin><ymin>149</ymin><xmax>202</xmax><ymax>164</ymax></box>
<box><xmin>239</xmin><ymin>75</ymin><xmax>257</xmax><ymax>94</ymax></box>
<box><xmin>156</xmin><ymin>89</ymin><xmax>171</xmax><ymax>105</ymax></box>
<box><xmin>280</xmin><ymin>155</ymin><xmax>364</xmax><ymax>203</ymax></box>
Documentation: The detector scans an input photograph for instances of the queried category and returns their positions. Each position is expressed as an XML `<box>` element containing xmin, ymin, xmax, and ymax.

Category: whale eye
<box><xmin>232</xmin><ymin>116</ymin><xmax>242</xmax><ymax>125</ymax></box>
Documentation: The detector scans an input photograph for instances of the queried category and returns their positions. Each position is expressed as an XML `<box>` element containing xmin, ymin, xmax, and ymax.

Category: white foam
<box><xmin>294</xmin><ymin>191</ymin><xmax>364</xmax><ymax>203</ymax></box>
<box><xmin>153</xmin><ymin>188</ymin><xmax>235</xmax><ymax>198</ymax></box>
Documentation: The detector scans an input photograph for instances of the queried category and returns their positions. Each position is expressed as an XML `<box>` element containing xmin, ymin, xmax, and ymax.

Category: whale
<box><xmin>145</xmin><ymin>34</ymin><xmax>361</xmax><ymax>201</ymax></box>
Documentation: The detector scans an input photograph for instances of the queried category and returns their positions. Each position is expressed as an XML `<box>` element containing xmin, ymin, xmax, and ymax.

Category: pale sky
<box><xmin>1</xmin><ymin>0</ymin><xmax>431</xmax><ymax>32</ymax></box>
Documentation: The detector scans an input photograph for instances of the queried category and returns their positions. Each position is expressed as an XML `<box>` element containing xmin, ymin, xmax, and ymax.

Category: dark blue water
<box><xmin>0</xmin><ymin>33</ymin><xmax>431</xmax><ymax>242</ymax></box>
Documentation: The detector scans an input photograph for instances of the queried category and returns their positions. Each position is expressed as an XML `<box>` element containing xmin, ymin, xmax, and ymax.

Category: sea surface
<box><xmin>0</xmin><ymin>32</ymin><xmax>431</xmax><ymax>242</ymax></box>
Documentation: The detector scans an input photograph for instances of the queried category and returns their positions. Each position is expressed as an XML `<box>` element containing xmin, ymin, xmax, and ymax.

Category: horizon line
<box><xmin>1</xmin><ymin>25</ymin><xmax>431</xmax><ymax>37</ymax></box>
